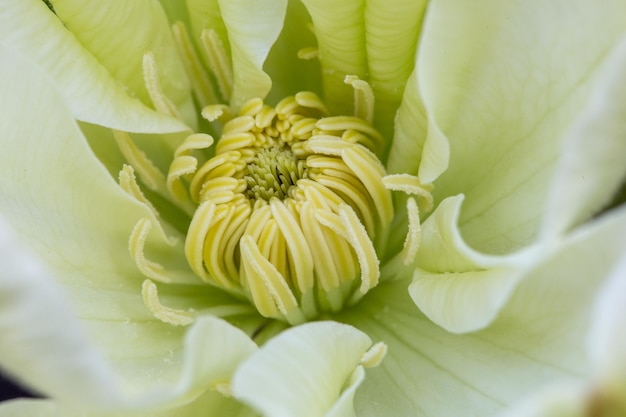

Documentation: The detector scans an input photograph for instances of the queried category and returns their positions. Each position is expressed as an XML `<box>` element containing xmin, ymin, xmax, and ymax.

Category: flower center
<box><xmin>175</xmin><ymin>93</ymin><xmax>393</xmax><ymax>324</ymax></box>
<box><xmin>245</xmin><ymin>147</ymin><xmax>307</xmax><ymax>201</ymax></box>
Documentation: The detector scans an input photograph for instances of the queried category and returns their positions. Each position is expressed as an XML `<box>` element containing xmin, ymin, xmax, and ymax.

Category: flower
<box><xmin>1</xmin><ymin>0</ymin><xmax>626</xmax><ymax>416</ymax></box>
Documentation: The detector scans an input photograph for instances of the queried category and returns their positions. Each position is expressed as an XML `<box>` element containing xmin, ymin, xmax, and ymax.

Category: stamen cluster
<box><xmin>171</xmin><ymin>93</ymin><xmax>393</xmax><ymax>324</ymax></box>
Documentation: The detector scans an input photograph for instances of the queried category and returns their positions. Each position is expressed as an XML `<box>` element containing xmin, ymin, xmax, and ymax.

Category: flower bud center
<box><xmin>245</xmin><ymin>147</ymin><xmax>307</xmax><ymax>201</ymax></box>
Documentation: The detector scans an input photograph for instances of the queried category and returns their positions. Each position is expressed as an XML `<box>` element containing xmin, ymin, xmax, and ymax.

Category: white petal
<box><xmin>218</xmin><ymin>0</ymin><xmax>288</xmax><ymax>109</ymax></box>
<box><xmin>0</xmin><ymin>0</ymin><xmax>187</xmax><ymax>133</ymax></box>
<box><xmin>588</xmin><ymin>248</ymin><xmax>626</xmax><ymax>391</ymax></box>
<box><xmin>342</xmin><ymin>206</ymin><xmax>626</xmax><ymax>415</ymax></box>
<box><xmin>409</xmin><ymin>195</ymin><xmax>527</xmax><ymax>332</ymax></box>
<box><xmin>414</xmin><ymin>0</ymin><xmax>626</xmax><ymax>253</ymax></box>
<box><xmin>541</xmin><ymin>36</ymin><xmax>626</xmax><ymax>237</ymax></box>
<box><xmin>0</xmin><ymin>41</ymin><xmax>254</xmax><ymax>408</ymax></box>
<box><xmin>50</xmin><ymin>0</ymin><xmax>195</xmax><ymax>126</ymax></box>
<box><xmin>232</xmin><ymin>321</ymin><xmax>373</xmax><ymax>417</ymax></box>
<box><xmin>300</xmin><ymin>0</ymin><xmax>366</xmax><ymax>114</ymax></box>
<box><xmin>0</xmin><ymin>215</ymin><xmax>123</xmax><ymax>406</ymax></box>
<box><xmin>0</xmin><ymin>392</ymin><xmax>257</xmax><ymax>417</ymax></box>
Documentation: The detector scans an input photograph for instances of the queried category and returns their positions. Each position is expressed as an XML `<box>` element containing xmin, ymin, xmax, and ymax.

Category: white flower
<box><xmin>0</xmin><ymin>1</ymin><xmax>626</xmax><ymax>416</ymax></box>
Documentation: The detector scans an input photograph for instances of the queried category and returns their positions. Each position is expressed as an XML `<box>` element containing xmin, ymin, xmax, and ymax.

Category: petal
<box><xmin>50</xmin><ymin>0</ymin><xmax>196</xmax><ymax>126</ymax></box>
<box><xmin>588</xmin><ymin>249</ymin><xmax>626</xmax><ymax>393</ymax></box>
<box><xmin>409</xmin><ymin>195</ymin><xmax>527</xmax><ymax>333</ymax></box>
<box><xmin>0</xmin><ymin>215</ymin><xmax>123</xmax><ymax>406</ymax></box>
<box><xmin>541</xmin><ymin>36</ymin><xmax>626</xmax><ymax>237</ymax></box>
<box><xmin>231</xmin><ymin>321</ymin><xmax>373</xmax><ymax>417</ymax></box>
<box><xmin>0</xmin><ymin>0</ymin><xmax>187</xmax><ymax>133</ymax></box>
<box><xmin>217</xmin><ymin>0</ymin><xmax>288</xmax><ymax>109</ymax></box>
<box><xmin>414</xmin><ymin>0</ymin><xmax>626</xmax><ymax>253</ymax></box>
<box><xmin>496</xmin><ymin>385</ymin><xmax>588</xmax><ymax>417</ymax></box>
<box><xmin>386</xmin><ymin>69</ymin><xmax>430</xmax><ymax>175</ymax></box>
<box><xmin>264</xmin><ymin>0</ymin><xmax>323</xmax><ymax>101</ymax></box>
<box><xmin>0</xmin><ymin>391</ymin><xmax>256</xmax><ymax>417</ymax></box>
<box><xmin>300</xmin><ymin>0</ymin><xmax>367</xmax><ymax>115</ymax></box>
<box><xmin>0</xmin><ymin>42</ymin><xmax>254</xmax><ymax>408</ymax></box>
<box><xmin>363</xmin><ymin>0</ymin><xmax>427</xmax><ymax>140</ymax></box>
<box><xmin>341</xmin><ymin>205</ymin><xmax>626</xmax><ymax>416</ymax></box>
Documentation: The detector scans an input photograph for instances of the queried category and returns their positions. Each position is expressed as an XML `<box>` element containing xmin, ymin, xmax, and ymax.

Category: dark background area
<box><xmin>0</xmin><ymin>371</ymin><xmax>38</xmax><ymax>402</ymax></box>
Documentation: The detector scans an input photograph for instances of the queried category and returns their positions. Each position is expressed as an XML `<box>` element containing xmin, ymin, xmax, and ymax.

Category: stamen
<box><xmin>200</xmin><ymin>29</ymin><xmax>233</xmax><ymax>100</ymax></box>
<box><xmin>113</xmin><ymin>130</ymin><xmax>166</xmax><ymax>192</ymax></box>
<box><xmin>344</xmin><ymin>75</ymin><xmax>374</xmax><ymax>124</ymax></box>
<box><xmin>383</xmin><ymin>174</ymin><xmax>434</xmax><ymax>266</ymax></box>
<box><xmin>297</xmin><ymin>46</ymin><xmax>319</xmax><ymax>60</ymax></box>
<box><xmin>119</xmin><ymin>164</ymin><xmax>160</xmax><ymax>220</ymax></box>
<box><xmin>129</xmin><ymin>218</ymin><xmax>198</xmax><ymax>285</ymax></box>
<box><xmin>383</xmin><ymin>174</ymin><xmax>434</xmax><ymax>212</ymax></box>
<box><xmin>402</xmin><ymin>197</ymin><xmax>421</xmax><ymax>265</ymax></box>
<box><xmin>269</xmin><ymin>198</ymin><xmax>315</xmax><ymax>294</ymax></box>
<box><xmin>202</xmin><ymin>104</ymin><xmax>233</xmax><ymax>122</ymax></box>
<box><xmin>240</xmin><ymin>235</ymin><xmax>305</xmax><ymax>325</ymax></box>
<box><xmin>315</xmin><ymin>116</ymin><xmax>385</xmax><ymax>151</ymax></box>
<box><xmin>172</xmin><ymin>21</ymin><xmax>219</xmax><ymax>106</ymax></box>
<box><xmin>166</xmin><ymin>94</ymin><xmax>394</xmax><ymax>322</ymax></box>
<box><xmin>167</xmin><ymin>133</ymin><xmax>214</xmax><ymax>211</ymax></box>
<box><xmin>295</xmin><ymin>91</ymin><xmax>329</xmax><ymax>114</ymax></box>
<box><xmin>142</xmin><ymin>52</ymin><xmax>181</xmax><ymax>119</ymax></box>
<box><xmin>360</xmin><ymin>342</ymin><xmax>388</xmax><ymax>368</ymax></box>
<box><xmin>142</xmin><ymin>279</ymin><xmax>195</xmax><ymax>326</ymax></box>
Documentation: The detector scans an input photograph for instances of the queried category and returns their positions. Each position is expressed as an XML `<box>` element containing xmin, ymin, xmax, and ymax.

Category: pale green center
<box><xmin>245</xmin><ymin>147</ymin><xmax>307</xmax><ymax>201</ymax></box>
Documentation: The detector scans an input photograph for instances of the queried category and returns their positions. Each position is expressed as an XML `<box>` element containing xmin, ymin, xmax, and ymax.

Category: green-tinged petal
<box><xmin>541</xmin><ymin>37</ymin><xmax>626</xmax><ymax>238</ymax></box>
<box><xmin>0</xmin><ymin>42</ymin><xmax>254</xmax><ymax>408</ymax></box>
<box><xmin>0</xmin><ymin>0</ymin><xmax>187</xmax><ymax>133</ymax></box>
<box><xmin>386</xmin><ymin>69</ymin><xmax>430</xmax><ymax>175</ymax></box>
<box><xmin>50</xmin><ymin>0</ymin><xmax>196</xmax><ymax>126</ymax></box>
<box><xmin>340</xmin><ymin>206</ymin><xmax>626</xmax><ymax>416</ymax></box>
<box><xmin>0</xmin><ymin>216</ymin><xmax>123</xmax><ymax>406</ymax></box>
<box><xmin>186</xmin><ymin>0</ymin><xmax>230</xmax><ymax>63</ymax></box>
<box><xmin>217</xmin><ymin>0</ymin><xmax>288</xmax><ymax>109</ymax></box>
<box><xmin>497</xmin><ymin>386</ymin><xmax>588</xmax><ymax>417</ymax></box>
<box><xmin>364</xmin><ymin>0</ymin><xmax>427</xmax><ymax>141</ymax></box>
<box><xmin>0</xmin><ymin>390</ymin><xmax>257</xmax><ymax>417</ymax></box>
<box><xmin>499</xmin><ymin>253</ymin><xmax>626</xmax><ymax>417</ymax></box>
<box><xmin>415</xmin><ymin>0</ymin><xmax>626</xmax><ymax>253</ymax></box>
<box><xmin>232</xmin><ymin>321</ymin><xmax>373</xmax><ymax>417</ymax></box>
<box><xmin>409</xmin><ymin>195</ymin><xmax>527</xmax><ymax>333</ymax></box>
<box><xmin>588</xmin><ymin>253</ymin><xmax>626</xmax><ymax>398</ymax></box>
<box><xmin>300</xmin><ymin>0</ymin><xmax>366</xmax><ymax>115</ymax></box>
<box><xmin>264</xmin><ymin>0</ymin><xmax>322</xmax><ymax>102</ymax></box>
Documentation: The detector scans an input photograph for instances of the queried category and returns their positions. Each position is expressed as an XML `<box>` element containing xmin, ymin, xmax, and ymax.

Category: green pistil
<box><xmin>245</xmin><ymin>147</ymin><xmax>307</xmax><ymax>201</ymax></box>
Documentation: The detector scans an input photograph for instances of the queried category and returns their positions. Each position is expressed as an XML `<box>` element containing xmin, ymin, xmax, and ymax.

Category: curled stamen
<box><xmin>142</xmin><ymin>279</ymin><xmax>196</xmax><ymax>326</ymax></box>
<box><xmin>345</xmin><ymin>75</ymin><xmax>375</xmax><ymax>124</ymax></box>
<box><xmin>129</xmin><ymin>218</ymin><xmax>199</xmax><ymax>285</ymax></box>
<box><xmin>297</xmin><ymin>46</ymin><xmax>319</xmax><ymax>60</ymax></box>
<box><xmin>360</xmin><ymin>342</ymin><xmax>388</xmax><ymax>368</ymax></box>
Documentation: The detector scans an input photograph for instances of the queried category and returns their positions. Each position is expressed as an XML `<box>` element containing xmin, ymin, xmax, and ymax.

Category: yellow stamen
<box><xmin>142</xmin><ymin>279</ymin><xmax>195</xmax><ymax>326</ymax></box>
<box><xmin>176</xmin><ymin>93</ymin><xmax>392</xmax><ymax>322</ymax></box>
<box><xmin>142</xmin><ymin>52</ymin><xmax>181</xmax><ymax>119</ymax></box>
<box><xmin>344</xmin><ymin>75</ymin><xmax>375</xmax><ymax>124</ymax></box>
<box><xmin>200</xmin><ymin>29</ymin><xmax>233</xmax><ymax>100</ymax></box>
<box><xmin>360</xmin><ymin>342</ymin><xmax>388</xmax><ymax>368</ymax></box>
<box><xmin>172</xmin><ymin>21</ymin><xmax>219</xmax><ymax>106</ymax></box>
<box><xmin>112</xmin><ymin>130</ymin><xmax>166</xmax><ymax>192</ymax></box>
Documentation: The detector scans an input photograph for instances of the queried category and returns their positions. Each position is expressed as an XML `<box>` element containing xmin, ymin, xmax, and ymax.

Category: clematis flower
<box><xmin>1</xmin><ymin>0</ymin><xmax>626</xmax><ymax>416</ymax></box>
